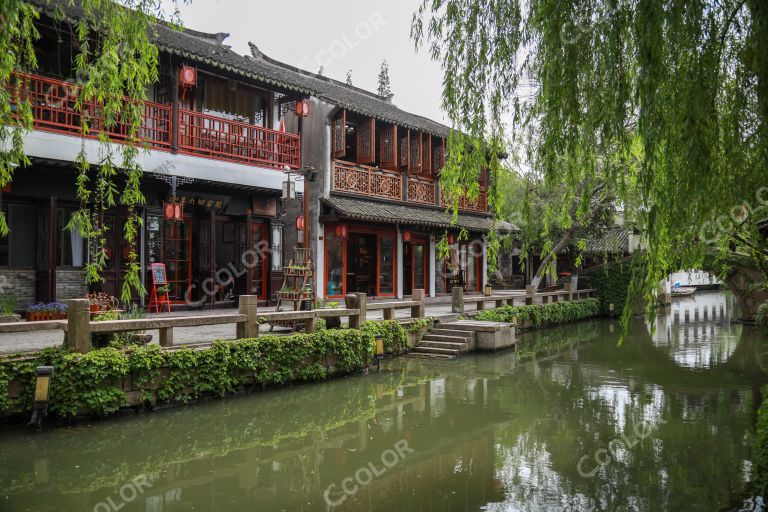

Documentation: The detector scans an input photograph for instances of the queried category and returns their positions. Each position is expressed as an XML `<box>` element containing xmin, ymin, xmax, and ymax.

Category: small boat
<box><xmin>671</xmin><ymin>286</ymin><xmax>696</xmax><ymax>297</ymax></box>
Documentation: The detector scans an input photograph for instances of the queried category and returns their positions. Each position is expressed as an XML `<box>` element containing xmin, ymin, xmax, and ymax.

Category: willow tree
<box><xmin>413</xmin><ymin>0</ymin><xmax>768</xmax><ymax>320</ymax></box>
<box><xmin>1</xmin><ymin>0</ymin><xmax>183</xmax><ymax>302</ymax></box>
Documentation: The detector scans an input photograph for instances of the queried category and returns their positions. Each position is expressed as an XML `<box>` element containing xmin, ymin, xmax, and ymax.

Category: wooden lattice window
<box><xmin>432</xmin><ymin>137</ymin><xmax>446</xmax><ymax>174</ymax></box>
<box><xmin>380</xmin><ymin>124</ymin><xmax>397</xmax><ymax>170</ymax></box>
<box><xmin>332</xmin><ymin>110</ymin><xmax>346</xmax><ymax>158</ymax></box>
<box><xmin>356</xmin><ymin>117</ymin><xmax>376</xmax><ymax>164</ymax></box>
<box><xmin>421</xmin><ymin>134</ymin><xmax>432</xmax><ymax>174</ymax></box>
<box><xmin>409</xmin><ymin>131</ymin><xmax>422</xmax><ymax>172</ymax></box>
<box><xmin>399</xmin><ymin>129</ymin><xmax>410</xmax><ymax>169</ymax></box>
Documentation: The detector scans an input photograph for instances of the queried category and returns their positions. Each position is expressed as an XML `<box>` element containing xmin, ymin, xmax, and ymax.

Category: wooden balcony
<box><xmin>178</xmin><ymin>110</ymin><xmax>300</xmax><ymax>170</ymax></box>
<box><xmin>10</xmin><ymin>72</ymin><xmax>171</xmax><ymax>150</ymax></box>
<box><xmin>8</xmin><ymin>71</ymin><xmax>300</xmax><ymax>170</ymax></box>
<box><xmin>440</xmin><ymin>188</ymin><xmax>488</xmax><ymax>213</ymax></box>
<box><xmin>407</xmin><ymin>175</ymin><xmax>436</xmax><ymax>205</ymax></box>
<box><xmin>333</xmin><ymin>160</ymin><xmax>402</xmax><ymax>201</ymax></box>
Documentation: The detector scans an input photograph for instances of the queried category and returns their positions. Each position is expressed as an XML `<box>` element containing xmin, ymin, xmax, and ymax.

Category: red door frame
<box><xmin>407</xmin><ymin>236</ymin><xmax>428</xmax><ymax>293</ymax></box>
<box><xmin>247</xmin><ymin>220</ymin><xmax>268</xmax><ymax>301</ymax></box>
<box><xmin>163</xmin><ymin>215</ymin><xmax>193</xmax><ymax>303</ymax></box>
<box><xmin>324</xmin><ymin>223</ymin><xmax>397</xmax><ymax>298</ymax></box>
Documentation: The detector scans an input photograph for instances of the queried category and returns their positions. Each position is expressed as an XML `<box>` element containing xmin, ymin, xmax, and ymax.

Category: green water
<box><xmin>1</xmin><ymin>292</ymin><xmax>766</xmax><ymax>511</ymax></box>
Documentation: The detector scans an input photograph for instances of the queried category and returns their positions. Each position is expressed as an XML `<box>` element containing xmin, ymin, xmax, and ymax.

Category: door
<box><xmin>164</xmin><ymin>217</ymin><xmax>192</xmax><ymax>302</ymax></box>
<box><xmin>246</xmin><ymin>221</ymin><xmax>268</xmax><ymax>300</ymax></box>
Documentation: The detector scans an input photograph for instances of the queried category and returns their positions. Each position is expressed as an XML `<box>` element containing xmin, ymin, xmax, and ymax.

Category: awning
<box><xmin>321</xmin><ymin>195</ymin><xmax>518</xmax><ymax>234</ymax></box>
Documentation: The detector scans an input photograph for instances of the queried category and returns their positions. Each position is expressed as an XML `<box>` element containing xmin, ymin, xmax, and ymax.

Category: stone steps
<box><xmin>412</xmin><ymin>326</ymin><xmax>476</xmax><ymax>356</ymax></box>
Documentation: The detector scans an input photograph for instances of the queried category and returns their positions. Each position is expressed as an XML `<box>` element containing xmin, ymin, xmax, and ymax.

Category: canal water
<box><xmin>1</xmin><ymin>291</ymin><xmax>766</xmax><ymax>511</ymax></box>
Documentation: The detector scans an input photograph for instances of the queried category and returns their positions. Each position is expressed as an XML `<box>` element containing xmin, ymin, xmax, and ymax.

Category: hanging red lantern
<box><xmin>403</xmin><ymin>231</ymin><xmax>412</xmax><ymax>242</ymax></box>
<box><xmin>179</xmin><ymin>65</ymin><xmax>197</xmax><ymax>87</ymax></box>
<box><xmin>335</xmin><ymin>225</ymin><xmax>348</xmax><ymax>238</ymax></box>
<box><xmin>295</xmin><ymin>216</ymin><xmax>305</xmax><ymax>231</ymax></box>
<box><xmin>447</xmin><ymin>234</ymin><xmax>456</xmax><ymax>244</ymax></box>
<box><xmin>294</xmin><ymin>99</ymin><xmax>311</xmax><ymax>118</ymax></box>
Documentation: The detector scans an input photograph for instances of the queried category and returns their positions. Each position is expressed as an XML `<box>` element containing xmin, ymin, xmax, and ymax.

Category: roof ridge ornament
<box><xmin>248</xmin><ymin>42</ymin><xmax>263</xmax><ymax>60</ymax></box>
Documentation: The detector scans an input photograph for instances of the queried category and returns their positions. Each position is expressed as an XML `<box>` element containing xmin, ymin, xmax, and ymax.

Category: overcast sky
<box><xmin>165</xmin><ymin>0</ymin><xmax>447</xmax><ymax>124</ymax></box>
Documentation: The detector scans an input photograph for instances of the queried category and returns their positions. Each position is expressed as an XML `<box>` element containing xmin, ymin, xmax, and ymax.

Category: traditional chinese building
<box><xmin>2</xmin><ymin>0</ymin><xmax>514</xmax><ymax>307</ymax></box>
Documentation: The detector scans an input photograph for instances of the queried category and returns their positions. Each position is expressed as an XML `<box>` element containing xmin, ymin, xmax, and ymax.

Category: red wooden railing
<box><xmin>333</xmin><ymin>160</ymin><xmax>402</xmax><ymax>200</ymax></box>
<box><xmin>407</xmin><ymin>176</ymin><xmax>436</xmax><ymax>205</ymax></box>
<box><xmin>8</xmin><ymin>72</ymin><xmax>302</xmax><ymax>169</ymax></box>
<box><xmin>440</xmin><ymin>188</ymin><xmax>488</xmax><ymax>213</ymax></box>
<box><xmin>178</xmin><ymin>110</ymin><xmax>300</xmax><ymax>170</ymax></box>
<box><xmin>10</xmin><ymin>72</ymin><xmax>171</xmax><ymax>149</ymax></box>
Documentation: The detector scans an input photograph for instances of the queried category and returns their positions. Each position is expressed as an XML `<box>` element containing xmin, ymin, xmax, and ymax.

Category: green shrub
<box><xmin>475</xmin><ymin>298</ymin><xmax>600</xmax><ymax>327</ymax></box>
<box><xmin>361</xmin><ymin>320</ymin><xmax>409</xmax><ymax>354</ymax></box>
<box><xmin>757</xmin><ymin>302</ymin><xmax>768</xmax><ymax>329</ymax></box>
<box><xmin>754</xmin><ymin>389</ymin><xmax>768</xmax><ymax>497</ymax></box>
<box><xmin>0</xmin><ymin>329</ymin><xmax>373</xmax><ymax>419</ymax></box>
<box><xmin>584</xmin><ymin>256</ymin><xmax>639</xmax><ymax>316</ymax></box>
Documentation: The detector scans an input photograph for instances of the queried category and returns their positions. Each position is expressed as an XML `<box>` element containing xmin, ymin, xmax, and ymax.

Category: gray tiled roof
<box><xmin>583</xmin><ymin>228</ymin><xmax>630</xmax><ymax>254</ymax></box>
<box><xmin>322</xmin><ymin>195</ymin><xmax>517</xmax><ymax>234</ymax></box>
<box><xmin>34</xmin><ymin>0</ymin><xmax>451</xmax><ymax>137</ymax></box>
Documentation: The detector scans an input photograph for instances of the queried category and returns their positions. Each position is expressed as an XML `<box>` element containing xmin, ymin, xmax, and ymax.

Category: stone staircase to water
<box><xmin>412</xmin><ymin>325</ymin><xmax>475</xmax><ymax>357</ymax></box>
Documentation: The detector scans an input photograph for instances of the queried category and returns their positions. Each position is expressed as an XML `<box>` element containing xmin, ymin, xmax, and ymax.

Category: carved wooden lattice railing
<box><xmin>333</xmin><ymin>160</ymin><xmax>402</xmax><ymax>200</ymax></box>
<box><xmin>440</xmin><ymin>188</ymin><xmax>488</xmax><ymax>213</ymax></box>
<box><xmin>407</xmin><ymin>176</ymin><xmax>436</xmax><ymax>205</ymax></box>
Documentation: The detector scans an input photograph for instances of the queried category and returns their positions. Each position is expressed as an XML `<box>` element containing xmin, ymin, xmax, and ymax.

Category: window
<box><xmin>57</xmin><ymin>207</ymin><xmax>85</xmax><ymax>267</ymax></box>
<box><xmin>378</xmin><ymin>235</ymin><xmax>395</xmax><ymax>295</ymax></box>
<box><xmin>326</xmin><ymin>231</ymin><xmax>344</xmax><ymax>296</ymax></box>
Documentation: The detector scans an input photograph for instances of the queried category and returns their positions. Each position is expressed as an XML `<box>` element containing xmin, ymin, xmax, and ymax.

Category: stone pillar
<box><xmin>346</xmin><ymin>293</ymin><xmax>367</xmax><ymax>329</ymax></box>
<box><xmin>412</xmin><ymin>289</ymin><xmax>425</xmax><ymax>318</ymax></box>
<box><xmin>237</xmin><ymin>295</ymin><xmax>259</xmax><ymax>339</ymax></box>
<box><xmin>525</xmin><ymin>285</ymin><xmax>536</xmax><ymax>305</ymax></box>
<box><xmin>64</xmin><ymin>299</ymin><xmax>91</xmax><ymax>354</ymax></box>
<box><xmin>451</xmin><ymin>286</ymin><xmax>464</xmax><ymax>313</ymax></box>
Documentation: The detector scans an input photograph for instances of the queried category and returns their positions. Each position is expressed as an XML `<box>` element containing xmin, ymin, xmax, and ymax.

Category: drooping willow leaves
<box><xmin>1</xmin><ymin>0</ymin><xmax>184</xmax><ymax>302</ymax></box>
<box><xmin>413</xmin><ymin>0</ymin><xmax>768</xmax><ymax>321</ymax></box>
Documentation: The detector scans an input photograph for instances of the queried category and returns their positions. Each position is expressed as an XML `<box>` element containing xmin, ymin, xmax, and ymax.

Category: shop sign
<box><xmin>252</xmin><ymin>197</ymin><xmax>278</xmax><ymax>217</ymax></box>
<box><xmin>169</xmin><ymin>195</ymin><xmax>224</xmax><ymax>210</ymax></box>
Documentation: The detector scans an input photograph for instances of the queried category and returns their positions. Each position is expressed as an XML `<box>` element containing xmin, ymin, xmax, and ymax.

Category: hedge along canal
<box><xmin>0</xmin><ymin>320</ymin><xmax>431</xmax><ymax>422</ymax></box>
<box><xmin>0</xmin><ymin>300</ymin><xmax>599</xmax><ymax>424</ymax></box>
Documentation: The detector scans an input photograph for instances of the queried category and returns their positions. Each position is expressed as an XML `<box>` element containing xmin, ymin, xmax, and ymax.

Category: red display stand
<box><xmin>148</xmin><ymin>263</ymin><xmax>172</xmax><ymax>313</ymax></box>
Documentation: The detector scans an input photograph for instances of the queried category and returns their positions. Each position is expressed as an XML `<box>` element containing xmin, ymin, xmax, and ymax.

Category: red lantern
<box><xmin>294</xmin><ymin>99</ymin><xmax>311</xmax><ymax>118</ymax></box>
<box><xmin>403</xmin><ymin>231</ymin><xmax>412</xmax><ymax>242</ymax></box>
<box><xmin>448</xmin><ymin>234</ymin><xmax>456</xmax><ymax>244</ymax></box>
<box><xmin>335</xmin><ymin>225</ymin><xmax>348</xmax><ymax>238</ymax></box>
<box><xmin>295</xmin><ymin>216</ymin><xmax>305</xmax><ymax>231</ymax></box>
<box><xmin>179</xmin><ymin>65</ymin><xmax>197</xmax><ymax>87</ymax></box>
<box><xmin>163</xmin><ymin>202</ymin><xmax>183</xmax><ymax>221</ymax></box>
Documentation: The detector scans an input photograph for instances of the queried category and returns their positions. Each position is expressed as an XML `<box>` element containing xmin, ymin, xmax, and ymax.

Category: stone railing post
<box><xmin>64</xmin><ymin>299</ymin><xmax>91</xmax><ymax>354</ymax></box>
<box><xmin>451</xmin><ymin>286</ymin><xmax>464</xmax><ymax>314</ymax></box>
<box><xmin>237</xmin><ymin>295</ymin><xmax>259</xmax><ymax>339</ymax></box>
<box><xmin>412</xmin><ymin>289</ymin><xmax>425</xmax><ymax>318</ymax></box>
<box><xmin>346</xmin><ymin>293</ymin><xmax>366</xmax><ymax>329</ymax></box>
<box><xmin>525</xmin><ymin>285</ymin><xmax>536</xmax><ymax>305</ymax></box>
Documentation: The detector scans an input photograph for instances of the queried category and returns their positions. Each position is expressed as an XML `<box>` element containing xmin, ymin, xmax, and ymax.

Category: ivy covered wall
<box><xmin>584</xmin><ymin>256</ymin><xmax>639</xmax><ymax>317</ymax></box>
<box><xmin>0</xmin><ymin>329</ymin><xmax>374</xmax><ymax>420</ymax></box>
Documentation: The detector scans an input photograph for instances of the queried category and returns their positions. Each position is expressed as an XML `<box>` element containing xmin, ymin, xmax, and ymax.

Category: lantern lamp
<box><xmin>403</xmin><ymin>231</ymin><xmax>412</xmax><ymax>242</ymax></box>
<box><xmin>29</xmin><ymin>366</ymin><xmax>54</xmax><ymax>430</ymax></box>
<box><xmin>374</xmin><ymin>334</ymin><xmax>385</xmax><ymax>371</ymax></box>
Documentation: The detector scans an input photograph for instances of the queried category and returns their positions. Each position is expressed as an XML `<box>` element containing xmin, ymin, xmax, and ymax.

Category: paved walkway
<box><xmin>0</xmin><ymin>299</ymin><xmax>472</xmax><ymax>355</ymax></box>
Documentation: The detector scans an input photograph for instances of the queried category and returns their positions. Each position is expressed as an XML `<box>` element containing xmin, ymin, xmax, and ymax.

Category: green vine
<box><xmin>0</xmin><ymin>329</ymin><xmax>374</xmax><ymax>419</ymax></box>
<box><xmin>474</xmin><ymin>298</ymin><xmax>600</xmax><ymax>327</ymax></box>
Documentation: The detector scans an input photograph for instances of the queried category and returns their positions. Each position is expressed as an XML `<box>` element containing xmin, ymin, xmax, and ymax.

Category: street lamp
<box><xmin>29</xmin><ymin>366</ymin><xmax>53</xmax><ymax>430</ymax></box>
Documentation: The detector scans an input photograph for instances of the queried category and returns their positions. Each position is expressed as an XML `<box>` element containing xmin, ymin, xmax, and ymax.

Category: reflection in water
<box><xmin>651</xmin><ymin>291</ymin><xmax>741</xmax><ymax>368</ymax></box>
<box><xmin>0</xmin><ymin>292</ymin><xmax>765</xmax><ymax>511</ymax></box>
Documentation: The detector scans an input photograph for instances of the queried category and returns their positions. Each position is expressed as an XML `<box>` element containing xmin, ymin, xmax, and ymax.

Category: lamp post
<box><xmin>29</xmin><ymin>366</ymin><xmax>54</xmax><ymax>430</ymax></box>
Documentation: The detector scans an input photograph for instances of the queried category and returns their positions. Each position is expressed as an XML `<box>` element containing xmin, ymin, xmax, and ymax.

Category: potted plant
<box><xmin>156</xmin><ymin>285</ymin><xmax>170</xmax><ymax>296</ymax></box>
<box><xmin>483</xmin><ymin>284</ymin><xmax>492</xmax><ymax>296</ymax></box>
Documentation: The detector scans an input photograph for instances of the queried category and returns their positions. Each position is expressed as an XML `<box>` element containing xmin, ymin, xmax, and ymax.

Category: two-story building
<box><xmin>4</xmin><ymin>1</ymin><xmax>320</xmax><ymax>306</ymax></box>
<box><xmin>3</xmin><ymin>0</ymin><xmax>514</xmax><ymax>307</ymax></box>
